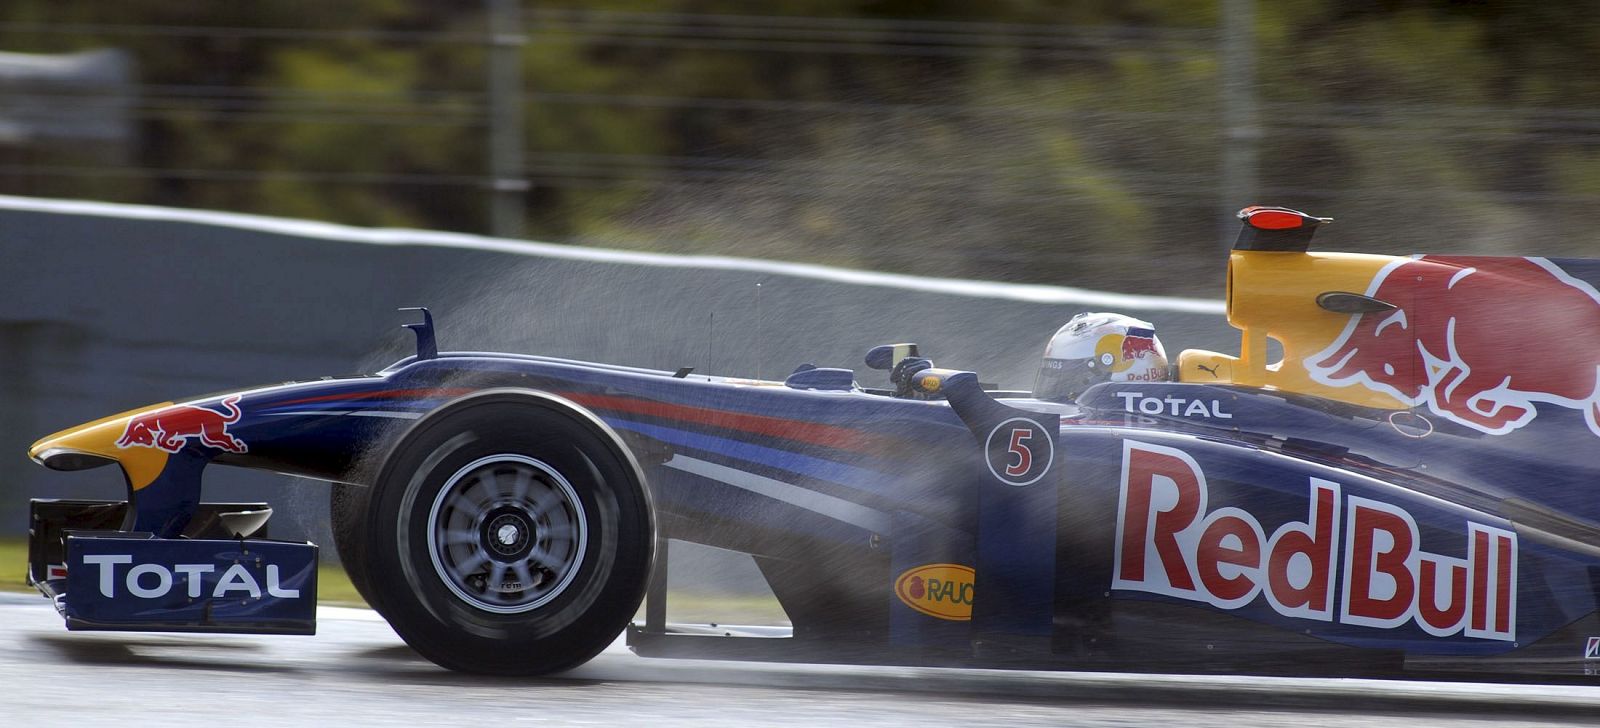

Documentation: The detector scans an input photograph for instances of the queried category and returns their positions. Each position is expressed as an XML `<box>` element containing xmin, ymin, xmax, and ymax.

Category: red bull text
<box><xmin>1112</xmin><ymin>441</ymin><xmax>1516</xmax><ymax>641</ymax></box>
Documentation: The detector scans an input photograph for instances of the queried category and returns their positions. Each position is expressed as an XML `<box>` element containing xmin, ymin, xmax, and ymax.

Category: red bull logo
<box><xmin>1096</xmin><ymin>329</ymin><xmax>1163</xmax><ymax>375</ymax></box>
<box><xmin>1113</xmin><ymin>441</ymin><xmax>1516</xmax><ymax>641</ymax></box>
<box><xmin>116</xmin><ymin>396</ymin><xmax>247</xmax><ymax>454</ymax></box>
<box><xmin>1306</xmin><ymin>256</ymin><xmax>1600</xmax><ymax>436</ymax></box>
<box><xmin>1120</xmin><ymin>329</ymin><xmax>1160</xmax><ymax>361</ymax></box>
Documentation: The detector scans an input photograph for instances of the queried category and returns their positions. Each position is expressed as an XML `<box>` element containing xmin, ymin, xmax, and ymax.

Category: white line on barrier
<box><xmin>0</xmin><ymin>194</ymin><xmax>1225</xmax><ymax>314</ymax></box>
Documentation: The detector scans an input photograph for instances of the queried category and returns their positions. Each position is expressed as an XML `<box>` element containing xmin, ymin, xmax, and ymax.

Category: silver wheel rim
<box><xmin>426</xmin><ymin>454</ymin><xmax>588</xmax><ymax>614</ymax></box>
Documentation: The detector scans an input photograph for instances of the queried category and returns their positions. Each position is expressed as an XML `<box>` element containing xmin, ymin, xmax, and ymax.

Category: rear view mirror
<box><xmin>865</xmin><ymin>343</ymin><xmax>919</xmax><ymax>370</ymax></box>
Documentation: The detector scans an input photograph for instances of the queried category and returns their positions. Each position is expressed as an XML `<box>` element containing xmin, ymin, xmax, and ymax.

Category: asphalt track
<box><xmin>4</xmin><ymin>593</ymin><xmax>1600</xmax><ymax>727</ymax></box>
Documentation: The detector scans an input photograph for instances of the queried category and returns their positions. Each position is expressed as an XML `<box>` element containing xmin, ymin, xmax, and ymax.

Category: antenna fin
<box><xmin>399</xmin><ymin>307</ymin><xmax>437</xmax><ymax>360</ymax></box>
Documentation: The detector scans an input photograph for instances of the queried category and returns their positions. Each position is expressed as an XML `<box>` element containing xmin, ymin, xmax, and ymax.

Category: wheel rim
<box><xmin>426</xmin><ymin>454</ymin><xmax>589</xmax><ymax>614</ymax></box>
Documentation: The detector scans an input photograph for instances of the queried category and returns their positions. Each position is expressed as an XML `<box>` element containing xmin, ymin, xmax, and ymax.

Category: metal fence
<box><xmin>14</xmin><ymin>6</ymin><xmax>1596</xmax><ymax>302</ymax></box>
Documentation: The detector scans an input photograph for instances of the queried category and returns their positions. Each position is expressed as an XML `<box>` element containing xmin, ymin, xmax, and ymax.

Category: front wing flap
<box><xmin>61</xmin><ymin>533</ymin><xmax>318</xmax><ymax>635</ymax></box>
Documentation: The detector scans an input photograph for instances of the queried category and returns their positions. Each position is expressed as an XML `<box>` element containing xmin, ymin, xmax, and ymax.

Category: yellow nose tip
<box><xmin>28</xmin><ymin>402</ymin><xmax>176</xmax><ymax>489</ymax></box>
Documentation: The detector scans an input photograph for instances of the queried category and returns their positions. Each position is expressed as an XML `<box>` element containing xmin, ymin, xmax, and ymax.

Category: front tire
<box><xmin>363</xmin><ymin>391</ymin><xmax>653</xmax><ymax>675</ymax></box>
<box><xmin>329</xmin><ymin>481</ymin><xmax>377</xmax><ymax>609</ymax></box>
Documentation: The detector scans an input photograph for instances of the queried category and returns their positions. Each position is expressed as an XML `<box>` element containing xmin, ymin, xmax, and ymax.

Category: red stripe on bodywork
<box><xmin>563</xmin><ymin>392</ymin><xmax>893</xmax><ymax>454</ymax></box>
<box><xmin>275</xmin><ymin>387</ymin><xmax>476</xmax><ymax>406</ymax></box>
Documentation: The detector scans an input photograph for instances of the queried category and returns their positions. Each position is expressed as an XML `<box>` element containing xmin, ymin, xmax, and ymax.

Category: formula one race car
<box><xmin>23</xmin><ymin>207</ymin><xmax>1600</xmax><ymax>679</ymax></box>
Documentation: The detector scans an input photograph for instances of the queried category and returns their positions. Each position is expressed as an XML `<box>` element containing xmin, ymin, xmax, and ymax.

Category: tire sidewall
<box><xmin>329</xmin><ymin>481</ymin><xmax>377</xmax><ymax>611</ymax></box>
<box><xmin>365</xmin><ymin>392</ymin><xmax>653</xmax><ymax>674</ymax></box>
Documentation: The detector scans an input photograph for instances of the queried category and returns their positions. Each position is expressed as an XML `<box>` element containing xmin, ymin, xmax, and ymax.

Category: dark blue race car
<box><xmin>24</xmin><ymin>208</ymin><xmax>1600</xmax><ymax>679</ymax></box>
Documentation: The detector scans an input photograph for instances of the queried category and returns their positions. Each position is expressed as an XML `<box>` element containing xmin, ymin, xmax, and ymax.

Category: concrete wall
<box><xmin>0</xmin><ymin>197</ymin><xmax>1236</xmax><ymax>559</ymax></box>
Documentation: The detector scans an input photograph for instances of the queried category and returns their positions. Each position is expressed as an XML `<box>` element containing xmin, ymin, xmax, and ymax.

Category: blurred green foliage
<box><xmin>3</xmin><ymin>1</ymin><xmax>1599</xmax><ymax>296</ymax></box>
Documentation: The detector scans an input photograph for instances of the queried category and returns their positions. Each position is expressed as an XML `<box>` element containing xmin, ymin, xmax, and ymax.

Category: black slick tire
<box><xmin>361</xmin><ymin>390</ymin><xmax>654</xmax><ymax>675</ymax></box>
<box><xmin>329</xmin><ymin>481</ymin><xmax>378</xmax><ymax>610</ymax></box>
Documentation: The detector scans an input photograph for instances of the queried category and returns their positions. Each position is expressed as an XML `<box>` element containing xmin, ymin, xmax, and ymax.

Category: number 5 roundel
<box><xmin>983</xmin><ymin>417</ymin><xmax>1054</xmax><ymax>486</ymax></box>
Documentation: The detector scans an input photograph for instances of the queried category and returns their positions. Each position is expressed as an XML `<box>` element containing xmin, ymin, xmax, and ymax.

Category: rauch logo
<box><xmin>894</xmin><ymin>563</ymin><xmax>975</xmax><ymax>621</ymax></box>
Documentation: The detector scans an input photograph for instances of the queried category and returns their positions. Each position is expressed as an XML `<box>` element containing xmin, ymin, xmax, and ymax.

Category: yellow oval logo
<box><xmin>894</xmin><ymin>563</ymin><xmax>975</xmax><ymax>621</ymax></box>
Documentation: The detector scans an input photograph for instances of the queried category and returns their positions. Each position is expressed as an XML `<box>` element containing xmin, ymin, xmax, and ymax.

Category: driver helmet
<box><xmin>1035</xmin><ymin>312</ymin><xmax>1169</xmax><ymax>402</ymax></box>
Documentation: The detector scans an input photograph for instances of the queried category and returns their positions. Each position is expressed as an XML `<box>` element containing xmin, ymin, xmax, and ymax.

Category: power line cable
<box><xmin>27</xmin><ymin>83</ymin><xmax>1600</xmax><ymax>131</ymax></box>
<box><xmin>528</xmin><ymin>16</ymin><xmax>1209</xmax><ymax>50</ymax></box>
<box><xmin>8</xmin><ymin>163</ymin><xmax>1600</xmax><ymax>207</ymax></box>
<box><xmin>0</xmin><ymin>13</ymin><xmax>1214</xmax><ymax>49</ymax></box>
<box><xmin>0</xmin><ymin>21</ymin><xmax>486</xmax><ymax>44</ymax></box>
<box><xmin>0</xmin><ymin>164</ymin><xmax>490</xmax><ymax>186</ymax></box>
<box><xmin>523</xmin><ymin>8</ymin><xmax>1217</xmax><ymax>42</ymax></box>
<box><xmin>525</xmin><ymin>151</ymin><xmax>1215</xmax><ymax>184</ymax></box>
<box><xmin>527</xmin><ymin>32</ymin><xmax>1210</xmax><ymax>60</ymax></box>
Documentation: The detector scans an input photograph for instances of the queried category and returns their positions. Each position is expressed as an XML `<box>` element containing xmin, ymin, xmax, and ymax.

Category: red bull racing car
<box><xmin>22</xmin><ymin>207</ymin><xmax>1600</xmax><ymax>679</ymax></box>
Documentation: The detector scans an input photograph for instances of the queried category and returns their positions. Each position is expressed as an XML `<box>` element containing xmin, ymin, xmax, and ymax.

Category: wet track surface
<box><xmin>3</xmin><ymin>593</ymin><xmax>1600</xmax><ymax>727</ymax></box>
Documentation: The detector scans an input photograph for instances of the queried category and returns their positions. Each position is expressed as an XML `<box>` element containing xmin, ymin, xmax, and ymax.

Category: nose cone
<box><xmin>28</xmin><ymin>402</ymin><xmax>174</xmax><ymax>488</ymax></box>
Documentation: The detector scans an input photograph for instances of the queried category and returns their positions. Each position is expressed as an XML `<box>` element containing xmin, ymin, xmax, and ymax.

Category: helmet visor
<box><xmin>1035</xmin><ymin>357</ymin><xmax>1105</xmax><ymax>402</ymax></box>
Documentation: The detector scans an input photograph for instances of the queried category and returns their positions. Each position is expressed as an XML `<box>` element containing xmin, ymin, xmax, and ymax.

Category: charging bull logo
<box><xmin>116</xmin><ymin>396</ymin><xmax>248</xmax><ymax>454</ymax></box>
<box><xmin>1095</xmin><ymin>328</ymin><xmax>1162</xmax><ymax>373</ymax></box>
<box><xmin>1306</xmin><ymin>256</ymin><xmax>1600</xmax><ymax>436</ymax></box>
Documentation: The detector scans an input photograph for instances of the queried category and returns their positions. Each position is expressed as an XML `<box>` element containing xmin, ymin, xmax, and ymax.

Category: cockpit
<box><xmin>776</xmin><ymin>206</ymin><xmax>1447</xmax><ymax>419</ymax></box>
